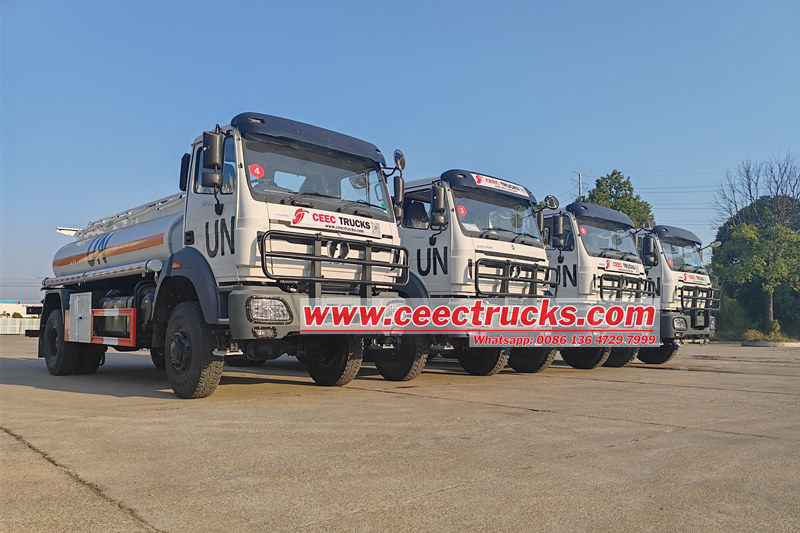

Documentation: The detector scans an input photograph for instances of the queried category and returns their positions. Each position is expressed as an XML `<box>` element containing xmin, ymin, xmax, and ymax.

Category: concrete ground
<box><xmin>1</xmin><ymin>336</ymin><xmax>798</xmax><ymax>532</ymax></box>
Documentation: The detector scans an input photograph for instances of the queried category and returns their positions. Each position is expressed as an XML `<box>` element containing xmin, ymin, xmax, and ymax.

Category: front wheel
<box><xmin>458</xmin><ymin>348</ymin><xmax>509</xmax><ymax>376</ymax></box>
<box><xmin>508</xmin><ymin>347</ymin><xmax>557</xmax><ymax>373</ymax></box>
<box><xmin>303</xmin><ymin>336</ymin><xmax>363</xmax><ymax>386</ymax></box>
<box><xmin>603</xmin><ymin>347</ymin><xmax>639</xmax><ymax>368</ymax></box>
<box><xmin>559</xmin><ymin>347</ymin><xmax>610</xmax><ymax>369</ymax></box>
<box><xmin>374</xmin><ymin>335</ymin><xmax>429</xmax><ymax>381</ymax></box>
<box><xmin>638</xmin><ymin>341</ymin><xmax>680</xmax><ymax>364</ymax></box>
<box><xmin>164</xmin><ymin>302</ymin><xmax>223</xmax><ymax>398</ymax></box>
<box><xmin>42</xmin><ymin>310</ymin><xmax>79</xmax><ymax>375</ymax></box>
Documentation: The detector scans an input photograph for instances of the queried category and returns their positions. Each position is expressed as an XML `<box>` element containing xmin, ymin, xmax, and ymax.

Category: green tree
<box><xmin>580</xmin><ymin>170</ymin><xmax>654</xmax><ymax>226</ymax></box>
<box><xmin>11</xmin><ymin>312</ymin><xmax>23</xmax><ymax>318</ymax></box>
<box><xmin>711</xmin><ymin>223</ymin><xmax>800</xmax><ymax>332</ymax></box>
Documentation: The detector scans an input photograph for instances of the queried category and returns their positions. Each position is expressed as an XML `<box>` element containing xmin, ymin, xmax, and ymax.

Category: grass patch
<box><xmin>741</xmin><ymin>330</ymin><xmax>798</xmax><ymax>343</ymax></box>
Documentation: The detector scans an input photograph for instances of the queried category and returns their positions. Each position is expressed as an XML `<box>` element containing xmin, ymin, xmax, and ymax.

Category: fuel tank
<box><xmin>52</xmin><ymin>194</ymin><xmax>185</xmax><ymax>277</ymax></box>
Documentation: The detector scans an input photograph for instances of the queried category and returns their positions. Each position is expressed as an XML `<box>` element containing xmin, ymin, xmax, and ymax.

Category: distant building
<box><xmin>0</xmin><ymin>300</ymin><xmax>41</xmax><ymax>318</ymax></box>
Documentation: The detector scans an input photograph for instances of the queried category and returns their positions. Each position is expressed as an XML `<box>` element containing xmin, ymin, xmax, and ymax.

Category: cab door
<box><xmin>398</xmin><ymin>187</ymin><xmax>452</xmax><ymax>296</ymax></box>
<box><xmin>183</xmin><ymin>135</ymin><xmax>239</xmax><ymax>283</ymax></box>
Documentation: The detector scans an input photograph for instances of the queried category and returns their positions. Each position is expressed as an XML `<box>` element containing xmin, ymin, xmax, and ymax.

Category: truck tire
<box><xmin>164</xmin><ymin>302</ymin><xmax>223</xmax><ymax>398</ymax></box>
<box><xmin>603</xmin><ymin>347</ymin><xmax>639</xmax><ymax>368</ymax></box>
<box><xmin>75</xmin><ymin>345</ymin><xmax>106</xmax><ymax>374</ymax></box>
<box><xmin>559</xmin><ymin>347</ymin><xmax>610</xmax><ymax>369</ymax></box>
<box><xmin>458</xmin><ymin>348</ymin><xmax>509</xmax><ymax>376</ymax></box>
<box><xmin>508</xmin><ymin>347</ymin><xmax>557</xmax><ymax>373</ymax></box>
<box><xmin>150</xmin><ymin>347</ymin><xmax>166</xmax><ymax>370</ymax></box>
<box><xmin>374</xmin><ymin>335</ymin><xmax>429</xmax><ymax>381</ymax></box>
<box><xmin>637</xmin><ymin>341</ymin><xmax>680</xmax><ymax>364</ymax></box>
<box><xmin>304</xmin><ymin>336</ymin><xmax>363</xmax><ymax>386</ymax></box>
<box><xmin>42</xmin><ymin>309</ymin><xmax>79</xmax><ymax>375</ymax></box>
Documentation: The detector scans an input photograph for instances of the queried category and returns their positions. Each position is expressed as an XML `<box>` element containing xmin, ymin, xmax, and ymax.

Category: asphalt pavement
<box><xmin>1</xmin><ymin>337</ymin><xmax>798</xmax><ymax>531</ymax></box>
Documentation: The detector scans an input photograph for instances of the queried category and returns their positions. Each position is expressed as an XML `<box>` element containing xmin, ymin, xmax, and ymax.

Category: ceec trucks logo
<box><xmin>289</xmin><ymin>207</ymin><xmax>381</xmax><ymax>237</ymax></box>
<box><xmin>603</xmin><ymin>259</ymin><xmax>640</xmax><ymax>273</ymax></box>
<box><xmin>292</xmin><ymin>209</ymin><xmax>309</xmax><ymax>225</ymax></box>
<box><xmin>471</xmin><ymin>173</ymin><xmax>528</xmax><ymax>197</ymax></box>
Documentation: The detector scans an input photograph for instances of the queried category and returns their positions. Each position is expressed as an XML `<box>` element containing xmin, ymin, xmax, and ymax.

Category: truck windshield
<box><xmin>451</xmin><ymin>187</ymin><xmax>541</xmax><ymax>245</ymax></box>
<box><xmin>661</xmin><ymin>238</ymin><xmax>705</xmax><ymax>272</ymax></box>
<box><xmin>576</xmin><ymin>217</ymin><xmax>640</xmax><ymax>262</ymax></box>
<box><xmin>242</xmin><ymin>136</ymin><xmax>392</xmax><ymax>221</ymax></box>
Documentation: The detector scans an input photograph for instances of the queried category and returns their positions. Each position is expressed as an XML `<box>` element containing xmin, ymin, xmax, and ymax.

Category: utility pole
<box><xmin>573</xmin><ymin>171</ymin><xmax>584</xmax><ymax>199</ymax></box>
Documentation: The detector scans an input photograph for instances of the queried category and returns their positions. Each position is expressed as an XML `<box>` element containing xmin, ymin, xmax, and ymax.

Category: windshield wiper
<box><xmin>337</xmin><ymin>200</ymin><xmax>377</xmax><ymax>219</ymax></box>
<box><xmin>598</xmin><ymin>247</ymin><xmax>625</xmax><ymax>259</ymax></box>
<box><xmin>281</xmin><ymin>191</ymin><xmax>340</xmax><ymax>206</ymax></box>
<box><xmin>478</xmin><ymin>227</ymin><xmax>540</xmax><ymax>245</ymax></box>
<box><xmin>478</xmin><ymin>228</ymin><xmax>517</xmax><ymax>240</ymax></box>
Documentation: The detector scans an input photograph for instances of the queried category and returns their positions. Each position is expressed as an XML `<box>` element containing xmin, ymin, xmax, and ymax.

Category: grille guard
<box><xmin>598</xmin><ymin>273</ymin><xmax>656</xmax><ymax>300</ymax></box>
<box><xmin>679</xmin><ymin>285</ymin><xmax>721</xmax><ymax>311</ymax></box>
<box><xmin>473</xmin><ymin>257</ymin><xmax>559</xmax><ymax>298</ymax></box>
<box><xmin>260</xmin><ymin>230</ymin><xmax>409</xmax><ymax>298</ymax></box>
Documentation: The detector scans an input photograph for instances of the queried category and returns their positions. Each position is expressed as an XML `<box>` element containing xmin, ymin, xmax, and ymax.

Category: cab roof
<box><xmin>652</xmin><ymin>225</ymin><xmax>702</xmax><ymax>244</ymax></box>
<box><xmin>404</xmin><ymin>169</ymin><xmax>535</xmax><ymax>200</ymax></box>
<box><xmin>230</xmin><ymin>112</ymin><xmax>385</xmax><ymax>166</ymax></box>
<box><xmin>566</xmin><ymin>202</ymin><xmax>635</xmax><ymax>227</ymax></box>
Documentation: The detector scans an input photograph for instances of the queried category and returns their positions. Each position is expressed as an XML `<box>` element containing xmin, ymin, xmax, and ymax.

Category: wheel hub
<box><xmin>168</xmin><ymin>329</ymin><xmax>191</xmax><ymax>372</ymax></box>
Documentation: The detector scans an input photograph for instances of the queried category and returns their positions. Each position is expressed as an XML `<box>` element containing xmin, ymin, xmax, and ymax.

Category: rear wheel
<box><xmin>374</xmin><ymin>335</ymin><xmax>429</xmax><ymax>381</ymax></box>
<box><xmin>508</xmin><ymin>347</ymin><xmax>557</xmax><ymax>373</ymax></box>
<box><xmin>603</xmin><ymin>347</ymin><xmax>639</xmax><ymax>368</ymax></box>
<box><xmin>75</xmin><ymin>345</ymin><xmax>106</xmax><ymax>374</ymax></box>
<box><xmin>559</xmin><ymin>347</ymin><xmax>610</xmax><ymax>369</ymax></box>
<box><xmin>164</xmin><ymin>302</ymin><xmax>223</xmax><ymax>398</ymax></box>
<box><xmin>42</xmin><ymin>310</ymin><xmax>79</xmax><ymax>375</ymax></box>
<box><xmin>304</xmin><ymin>336</ymin><xmax>363</xmax><ymax>386</ymax></box>
<box><xmin>638</xmin><ymin>341</ymin><xmax>680</xmax><ymax>364</ymax></box>
<box><xmin>458</xmin><ymin>348</ymin><xmax>509</xmax><ymax>376</ymax></box>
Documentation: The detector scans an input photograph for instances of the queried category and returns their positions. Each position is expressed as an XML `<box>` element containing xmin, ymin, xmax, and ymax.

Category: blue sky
<box><xmin>1</xmin><ymin>0</ymin><xmax>798</xmax><ymax>299</ymax></box>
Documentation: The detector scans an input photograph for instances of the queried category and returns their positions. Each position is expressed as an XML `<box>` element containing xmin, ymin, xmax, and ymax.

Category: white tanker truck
<box><xmin>396</xmin><ymin>170</ymin><xmax>560</xmax><ymax>376</ymax></box>
<box><xmin>636</xmin><ymin>225</ymin><xmax>720</xmax><ymax>364</ymax></box>
<box><xmin>541</xmin><ymin>202</ymin><xmax>656</xmax><ymax>368</ymax></box>
<box><xmin>38</xmin><ymin>113</ymin><xmax>411</xmax><ymax>398</ymax></box>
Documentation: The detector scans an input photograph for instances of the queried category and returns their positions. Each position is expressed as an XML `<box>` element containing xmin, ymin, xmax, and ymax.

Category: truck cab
<box><xmin>395</xmin><ymin>169</ymin><xmax>560</xmax><ymax>375</ymax></box>
<box><xmin>39</xmin><ymin>113</ymin><xmax>409</xmax><ymax>397</ymax></box>
<box><xmin>541</xmin><ymin>202</ymin><xmax>655</xmax><ymax>368</ymax></box>
<box><xmin>636</xmin><ymin>225</ymin><xmax>720</xmax><ymax>364</ymax></box>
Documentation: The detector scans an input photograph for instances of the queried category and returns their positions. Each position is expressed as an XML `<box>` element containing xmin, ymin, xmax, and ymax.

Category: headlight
<box><xmin>709</xmin><ymin>316</ymin><xmax>716</xmax><ymax>330</ymax></box>
<box><xmin>247</xmin><ymin>297</ymin><xmax>292</xmax><ymax>324</ymax></box>
<box><xmin>673</xmin><ymin>317</ymin><xmax>688</xmax><ymax>331</ymax></box>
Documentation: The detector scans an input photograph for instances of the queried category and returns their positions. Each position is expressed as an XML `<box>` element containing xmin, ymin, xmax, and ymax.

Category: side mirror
<box><xmin>179</xmin><ymin>153</ymin><xmax>190</xmax><ymax>192</ymax></box>
<box><xmin>431</xmin><ymin>213</ymin><xmax>446</xmax><ymax>229</ymax></box>
<box><xmin>431</xmin><ymin>184</ymin><xmax>445</xmax><ymax>214</ymax></box>
<box><xmin>552</xmin><ymin>237</ymin><xmax>565</xmax><ymax>249</ymax></box>
<box><xmin>202</xmin><ymin>171</ymin><xmax>222</xmax><ymax>189</ymax></box>
<box><xmin>431</xmin><ymin>184</ymin><xmax>446</xmax><ymax>230</ymax></box>
<box><xmin>641</xmin><ymin>220</ymin><xmax>654</xmax><ymax>231</ymax></box>
<box><xmin>552</xmin><ymin>214</ymin><xmax>564</xmax><ymax>238</ymax></box>
<box><xmin>544</xmin><ymin>195</ymin><xmax>559</xmax><ymax>209</ymax></box>
<box><xmin>709</xmin><ymin>240</ymin><xmax>721</xmax><ymax>249</ymax></box>
<box><xmin>643</xmin><ymin>234</ymin><xmax>657</xmax><ymax>265</ymax></box>
<box><xmin>202</xmin><ymin>131</ymin><xmax>224</xmax><ymax>170</ymax></box>
<box><xmin>393</xmin><ymin>175</ymin><xmax>404</xmax><ymax>220</ymax></box>
<box><xmin>393</xmin><ymin>149</ymin><xmax>406</xmax><ymax>171</ymax></box>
